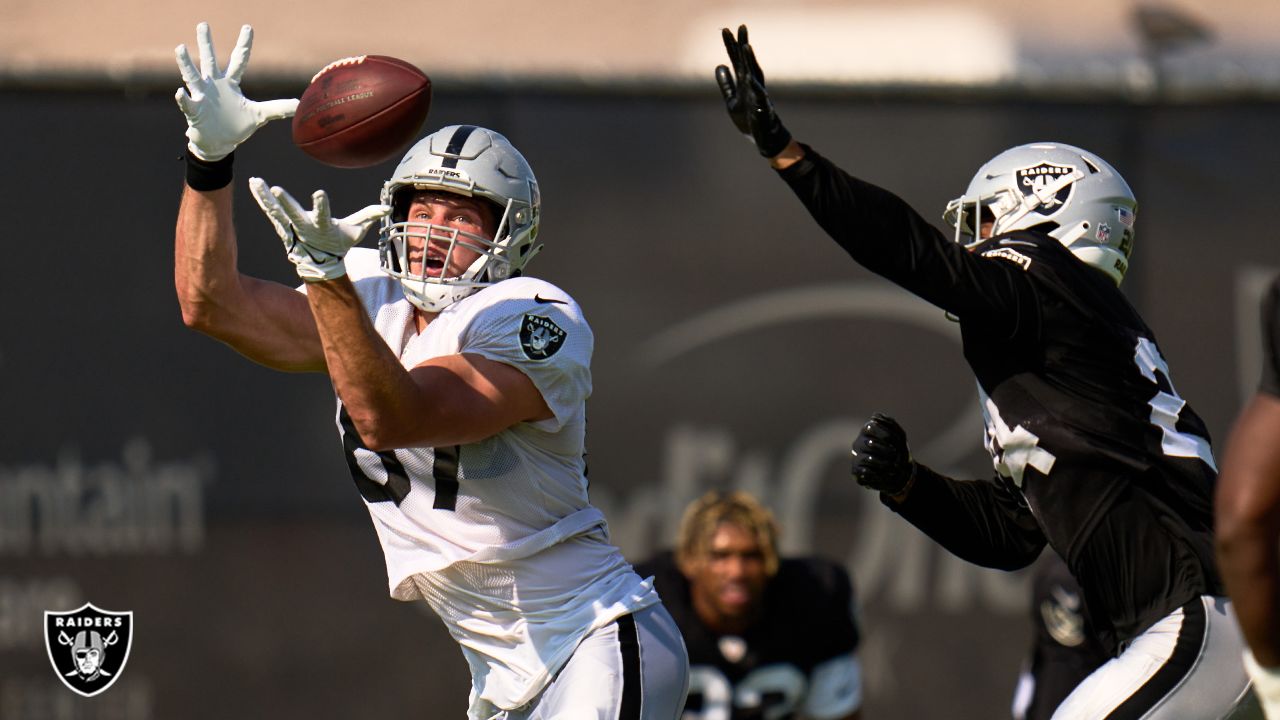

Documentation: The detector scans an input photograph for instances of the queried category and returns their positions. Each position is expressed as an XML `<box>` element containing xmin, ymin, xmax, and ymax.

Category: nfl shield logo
<box><xmin>1016</xmin><ymin>161</ymin><xmax>1076</xmax><ymax>215</ymax></box>
<box><xmin>45</xmin><ymin>603</ymin><xmax>134</xmax><ymax>697</ymax></box>
<box><xmin>520</xmin><ymin>314</ymin><xmax>567</xmax><ymax>360</ymax></box>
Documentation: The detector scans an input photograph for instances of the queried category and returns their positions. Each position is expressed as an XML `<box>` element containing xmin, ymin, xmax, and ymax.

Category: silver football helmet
<box><xmin>378</xmin><ymin>125</ymin><xmax>541</xmax><ymax>312</ymax></box>
<box><xmin>943</xmin><ymin>142</ymin><xmax>1137</xmax><ymax>285</ymax></box>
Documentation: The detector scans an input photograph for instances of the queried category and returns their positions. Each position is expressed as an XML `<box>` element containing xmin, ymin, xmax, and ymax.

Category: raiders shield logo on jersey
<box><xmin>1016</xmin><ymin>162</ymin><xmax>1076</xmax><ymax>215</ymax></box>
<box><xmin>520</xmin><ymin>314</ymin><xmax>566</xmax><ymax>360</ymax></box>
<box><xmin>45</xmin><ymin>603</ymin><xmax>133</xmax><ymax>697</ymax></box>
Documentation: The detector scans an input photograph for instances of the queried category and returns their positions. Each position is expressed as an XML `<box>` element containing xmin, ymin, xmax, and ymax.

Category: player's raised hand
<box><xmin>715</xmin><ymin>25</ymin><xmax>792</xmax><ymax>158</ymax></box>
<box><xmin>174</xmin><ymin>23</ymin><xmax>300</xmax><ymax>161</ymax></box>
<box><xmin>249</xmin><ymin>177</ymin><xmax>391</xmax><ymax>281</ymax></box>
<box><xmin>851</xmin><ymin>413</ymin><xmax>916</xmax><ymax>497</ymax></box>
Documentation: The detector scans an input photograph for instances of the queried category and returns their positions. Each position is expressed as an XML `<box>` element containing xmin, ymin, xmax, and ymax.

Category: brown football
<box><xmin>292</xmin><ymin>55</ymin><xmax>431</xmax><ymax>169</ymax></box>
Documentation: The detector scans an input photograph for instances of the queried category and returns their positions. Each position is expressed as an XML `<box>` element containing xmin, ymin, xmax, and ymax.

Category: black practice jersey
<box><xmin>1260</xmin><ymin>276</ymin><xmax>1280</xmax><ymax>397</ymax></box>
<box><xmin>636</xmin><ymin>551</ymin><xmax>861</xmax><ymax>720</ymax></box>
<box><xmin>779</xmin><ymin>146</ymin><xmax>1222</xmax><ymax>652</ymax></box>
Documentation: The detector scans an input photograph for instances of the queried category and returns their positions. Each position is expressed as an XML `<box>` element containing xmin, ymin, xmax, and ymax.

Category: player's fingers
<box><xmin>195</xmin><ymin>22</ymin><xmax>219</xmax><ymax>79</ymax></box>
<box><xmin>345</xmin><ymin>204</ymin><xmax>393</xmax><ymax>228</ymax></box>
<box><xmin>722</xmin><ymin>27</ymin><xmax>743</xmax><ymax>70</ymax></box>
<box><xmin>310</xmin><ymin>190</ymin><xmax>332</xmax><ymax>226</ymax></box>
<box><xmin>175</xmin><ymin>44</ymin><xmax>203</xmax><ymax>90</ymax></box>
<box><xmin>744</xmin><ymin>42</ymin><xmax>766</xmax><ymax>86</ymax></box>
<box><xmin>255</xmin><ymin>98</ymin><xmax>300</xmax><ymax>122</ymax></box>
<box><xmin>271</xmin><ymin>185</ymin><xmax>312</xmax><ymax>227</ymax></box>
<box><xmin>224</xmin><ymin>25</ymin><xmax>253</xmax><ymax>83</ymax></box>
<box><xmin>248</xmin><ymin>177</ymin><xmax>292</xmax><ymax>234</ymax></box>
<box><xmin>175</xmin><ymin>47</ymin><xmax>204</xmax><ymax>99</ymax></box>
<box><xmin>174</xmin><ymin>90</ymin><xmax>203</xmax><ymax>127</ymax></box>
<box><xmin>868</xmin><ymin>412</ymin><xmax>902</xmax><ymax>434</ymax></box>
<box><xmin>861</xmin><ymin>425</ymin><xmax>899</xmax><ymax>451</ymax></box>
<box><xmin>714</xmin><ymin>66</ymin><xmax>737</xmax><ymax>104</ymax></box>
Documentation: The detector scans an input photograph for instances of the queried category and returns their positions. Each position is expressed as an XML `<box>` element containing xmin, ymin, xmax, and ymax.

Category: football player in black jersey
<box><xmin>1217</xmin><ymin>276</ymin><xmax>1280</xmax><ymax>718</ymax></box>
<box><xmin>715</xmin><ymin>24</ymin><xmax>1256</xmax><ymax>719</ymax></box>
<box><xmin>636</xmin><ymin>491</ymin><xmax>863</xmax><ymax>720</ymax></box>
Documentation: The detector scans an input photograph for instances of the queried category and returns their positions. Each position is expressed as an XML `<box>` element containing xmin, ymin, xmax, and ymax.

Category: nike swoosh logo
<box><xmin>534</xmin><ymin>295</ymin><xmax>566</xmax><ymax>304</ymax></box>
<box><xmin>999</xmin><ymin>239</ymin><xmax>1037</xmax><ymax>247</ymax></box>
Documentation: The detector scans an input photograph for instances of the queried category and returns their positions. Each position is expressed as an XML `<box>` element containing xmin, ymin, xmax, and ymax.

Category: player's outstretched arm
<box><xmin>173</xmin><ymin>23</ymin><xmax>324</xmax><ymax>372</ymax></box>
<box><xmin>715</xmin><ymin>25</ymin><xmax>803</xmax><ymax>169</ymax></box>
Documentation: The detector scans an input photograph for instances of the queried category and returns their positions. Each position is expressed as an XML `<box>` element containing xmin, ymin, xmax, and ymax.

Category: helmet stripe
<box><xmin>441</xmin><ymin>125</ymin><xmax>477</xmax><ymax>169</ymax></box>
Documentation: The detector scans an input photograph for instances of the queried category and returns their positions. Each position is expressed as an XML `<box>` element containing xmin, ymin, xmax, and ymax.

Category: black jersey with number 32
<box><xmin>780</xmin><ymin>147</ymin><xmax>1222</xmax><ymax>652</ymax></box>
<box><xmin>636</xmin><ymin>552</ymin><xmax>860</xmax><ymax>720</ymax></box>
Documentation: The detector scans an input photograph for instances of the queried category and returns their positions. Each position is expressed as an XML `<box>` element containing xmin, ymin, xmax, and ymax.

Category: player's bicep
<box><xmin>1216</xmin><ymin>393</ymin><xmax>1280</xmax><ymax>528</ymax></box>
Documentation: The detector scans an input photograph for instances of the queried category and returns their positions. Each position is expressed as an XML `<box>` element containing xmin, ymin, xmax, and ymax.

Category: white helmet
<box><xmin>943</xmin><ymin>142</ymin><xmax>1138</xmax><ymax>285</ymax></box>
<box><xmin>378</xmin><ymin>125</ymin><xmax>541</xmax><ymax>312</ymax></box>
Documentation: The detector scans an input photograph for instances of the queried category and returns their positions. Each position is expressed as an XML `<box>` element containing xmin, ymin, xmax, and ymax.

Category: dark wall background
<box><xmin>1</xmin><ymin>83</ymin><xmax>1277</xmax><ymax>719</ymax></box>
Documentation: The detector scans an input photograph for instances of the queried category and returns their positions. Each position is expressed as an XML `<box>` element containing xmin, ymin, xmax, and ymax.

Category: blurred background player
<box><xmin>172</xmin><ymin>22</ymin><xmax>688</xmax><ymax>720</ymax></box>
<box><xmin>715</xmin><ymin>23</ymin><xmax>1256</xmax><ymax>719</ymax></box>
<box><xmin>1010</xmin><ymin>553</ymin><xmax>1108</xmax><ymax>720</ymax></box>
<box><xmin>1217</xmin><ymin>275</ymin><xmax>1280</xmax><ymax>719</ymax></box>
<box><xmin>636</xmin><ymin>491</ymin><xmax>863</xmax><ymax>720</ymax></box>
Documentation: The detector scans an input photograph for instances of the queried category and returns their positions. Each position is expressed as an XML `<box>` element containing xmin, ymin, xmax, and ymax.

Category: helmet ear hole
<box><xmin>391</xmin><ymin>188</ymin><xmax>414</xmax><ymax>223</ymax></box>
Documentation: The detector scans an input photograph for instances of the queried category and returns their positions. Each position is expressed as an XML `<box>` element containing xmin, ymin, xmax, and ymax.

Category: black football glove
<box><xmin>851</xmin><ymin>413</ymin><xmax>916</xmax><ymax>496</ymax></box>
<box><xmin>715</xmin><ymin>25</ymin><xmax>792</xmax><ymax>158</ymax></box>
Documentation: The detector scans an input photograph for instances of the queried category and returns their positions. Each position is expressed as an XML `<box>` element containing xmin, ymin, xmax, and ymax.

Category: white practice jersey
<box><xmin>329</xmin><ymin>250</ymin><xmax>660</xmax><ymax>711</ymax></box>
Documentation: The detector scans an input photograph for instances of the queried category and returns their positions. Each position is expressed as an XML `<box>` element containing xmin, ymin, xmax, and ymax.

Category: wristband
<box><xmin>185</xmin><ymin>149</ymin><xmax>234</xmax><ymax>191</ymax></box>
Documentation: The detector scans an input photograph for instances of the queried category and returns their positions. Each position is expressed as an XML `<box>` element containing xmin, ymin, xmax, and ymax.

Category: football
<box><xmin>292</xmin><ymin>55</ymin><xmax>432</xmax><ymax>169</ymax></box>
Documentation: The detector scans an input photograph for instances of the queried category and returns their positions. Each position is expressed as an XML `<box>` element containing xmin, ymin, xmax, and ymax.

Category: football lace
<box><xmin>311</xmin><ymin>56</ymin><xmax>369</xmax><ymax>83</ymax></box>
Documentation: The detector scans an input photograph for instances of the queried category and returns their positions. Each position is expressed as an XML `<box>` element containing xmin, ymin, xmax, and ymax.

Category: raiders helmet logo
<box><xmin>520</xmin><ymin>314</ymin><xmax>566</xmax><ymax>360</ymax></box>
<box><xmin>1016</xmin><ymin>162</ymin><xmax>1076</xmax><ymax>216</ymax></box>
<box><xmin>45</xmin><ymin>603</ymin><xmax>134</xmax><ymax>697</ymax></box>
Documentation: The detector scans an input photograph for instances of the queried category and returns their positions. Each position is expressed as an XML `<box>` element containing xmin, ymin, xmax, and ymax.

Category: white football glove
<box><xmin>249</xmin><ymin>177</ymin><xmax>391</xmax><ymax>281</ymax></box>
<box><xmin>175</xmin><ymin>23</ymin><xmax>299</xmax><ymax>162</ymax></box>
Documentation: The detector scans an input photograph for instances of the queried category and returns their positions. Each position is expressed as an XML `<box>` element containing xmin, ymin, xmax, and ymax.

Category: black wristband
<box><xmin>757</xmin><ymin>122</ymin><xmax>792</xmax><ymax>159</ymax></box>
<box><xmin>184</xmin><ymin>149</ymin><xmax>234</xmax><ymax>191</ymax></box>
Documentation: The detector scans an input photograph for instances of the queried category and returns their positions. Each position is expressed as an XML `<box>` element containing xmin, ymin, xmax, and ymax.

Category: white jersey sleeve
<box><xmin>457</xmin><ymin>278</ymin><xmax>593</xmax><ymax>433</ymax></box>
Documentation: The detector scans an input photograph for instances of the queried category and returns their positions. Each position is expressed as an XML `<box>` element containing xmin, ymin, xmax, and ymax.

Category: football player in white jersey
<box><xmin>172</xmin><ymin>22</ymin><xmax>689</xmax><ymax>719</ymax></box>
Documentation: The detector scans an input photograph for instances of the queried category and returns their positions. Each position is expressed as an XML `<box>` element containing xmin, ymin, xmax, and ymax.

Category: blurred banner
<box><xmin>1</xmin><ymin>85</ymin><xmax>1278</xmax><ymax>718</ymax></box>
